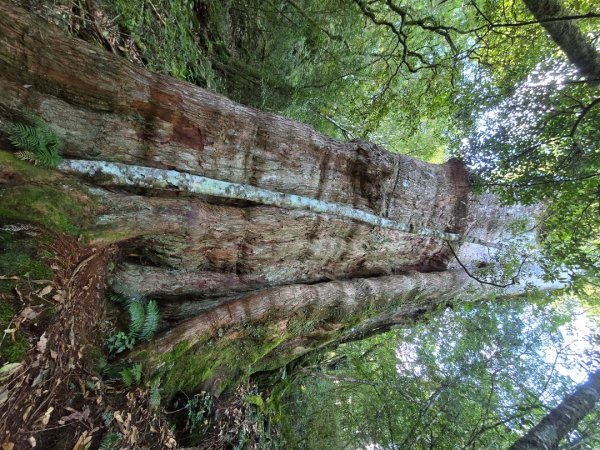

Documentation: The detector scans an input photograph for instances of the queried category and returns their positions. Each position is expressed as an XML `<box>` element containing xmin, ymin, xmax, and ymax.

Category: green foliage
<box><xmin>0</xmin><ymin>113</ymin><xmax>62</xmax><ymax>167</ymax></box>
<box><xmin>277</xmin><ymin>297</ymin><xmax>596</xmax><ymax>449</ymax></box>
<box><xmin>120</xmin><ymin>362</ymin><xmax>143</xmax><ymax>387</ymax></box>
<box><xmin>106</xmin><ymin>331</ymin><xmax>135</xmax><ymax>354</ymax></box>
<box><xmin>108</xmin><ymin>0</ymin><xmax>221</xmax><ymax>89</ymax></box>
<box><xmin>127</xmin><ymin>298</ymin><xmax>146</xmax><ymax>338</ymax></box>
<box><xmin>107</xmin><ymin>295</ymin><xmax>160</xmax><ymax>354</ymax></box>
<box><xmin>141</xmin><ymin>300</ymin><xmax>159</xmax><ymax>341</ymax></box>
<box><xmin>0</xmin><ymin>301</ymin><xmax>30</xmax><ymax>363</ymax></box>
<box><xmin>185</xmin><ymin>391</ymin><xmax>213</xmax><ymax>435</ymax></box>
<box><xmin>149</xmin><ymin>381</ymin><xmax>162</xmax><ymax>412</ymax></box>
<box><xmin>98</xmin><ymin>432</ymin><xmax>123</xmax><ymax>450</ymax></box>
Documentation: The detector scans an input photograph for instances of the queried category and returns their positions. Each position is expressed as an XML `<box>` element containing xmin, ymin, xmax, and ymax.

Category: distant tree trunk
<box><xmin>509</xmin><ymin>368</ymin><xmax>600</xmax><ymax>450</ymax></box>
<box><xmin>522</xmin><ymin>0</ymin><xmax>600</xmax><ymax>83</ymax></box>
<box><xmin>0</xmin><ymin>3</ymin><xmax>555</xmax><ymax>395</ymax></box>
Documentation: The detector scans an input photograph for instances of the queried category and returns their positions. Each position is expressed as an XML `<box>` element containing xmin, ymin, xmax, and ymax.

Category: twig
<box><xmin>445</xmin><ymin>240</ymin><xmax>519</xmax><ymax>288</ymax></box>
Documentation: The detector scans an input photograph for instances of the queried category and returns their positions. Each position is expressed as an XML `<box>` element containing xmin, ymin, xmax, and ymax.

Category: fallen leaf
<box><xmin>22</xmin><ymin>405</ymin><xmax>32</xmax><ymax>421</ymax></box>
<box><xmin>36</xmin><ymin>333</ymin><xmax>47</xmax><ymax>354</ymax></box>
<box><xmin>1</xmin><ymin>442</ymin><xmax>14</xmax><ymax>450</ymax></box>
<box><xmin>71</xmin><ymin>431</ymin><xmax>88</xmax><ymax>450</ymax></box>
<box><xmin>40</xmin><ymin>406</ymin><xmax>54</xmax><ymax>426</ymax></box>
<box><xmin>3</xmin><ymin>328</ymin><xmax>16</xmax><ymax>342</ymax></box>
<box><xmin>0</xmin><ymin>389</ymin><xmax>9</xmax><ymax>405</ymax></box>
<box><xmin>37</xmin><ymin>285</ymin><xmax>53</xmax><ymax>298</ymax></box>
<box><xmin>20</xmin><ymin>307</ymin><xmax>41</xmax><ymax>321</ymax></box>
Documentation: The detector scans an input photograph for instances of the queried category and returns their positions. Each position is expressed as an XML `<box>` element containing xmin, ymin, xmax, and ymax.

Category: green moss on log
<box><xmin>154</xmin><ymin>324</ymin><xmax>288</xmax><ymax>397</ymax></box>
<box><xmin>0</xmin><ymin>151</ymin><xmax>90</xmax><ymax>234</ymax></box>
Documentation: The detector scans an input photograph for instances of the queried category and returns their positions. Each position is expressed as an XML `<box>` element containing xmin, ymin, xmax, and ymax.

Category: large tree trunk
<box><xmin>509</xmin><ymin>368</ymin><xmax>600</xmax><ymax>450</ymax></box>
<box><xmin>0</xmin><ymin>3</ymin><xmax>552</xmax><ymax>396</ymax></box>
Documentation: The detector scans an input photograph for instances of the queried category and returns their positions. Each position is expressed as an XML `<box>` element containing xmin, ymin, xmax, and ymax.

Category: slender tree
<box><xmin>509</xmin><ymin>368</ymin><xmax>600</xmax><ymax>450</ymax></box>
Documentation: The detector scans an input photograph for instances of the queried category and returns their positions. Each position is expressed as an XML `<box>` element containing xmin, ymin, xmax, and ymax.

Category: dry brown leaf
<box><xmin>71</xmin><ymin>431</ymin><xmax>89</xmax><ymax>450</ymax></box>
<box><xmin>22</xmin><ymin>405</ymin><xmax>32</xmax><ymax>421</ymax></box>
<box><xmin>20</xmin><ymin>306</ymin><xmax>41</xmax><ymax>321</ymax></box>
<box><xmin>1</xmin><ymin>442</ymin><xmax>15</xmax><ymax>450</ymax></box>
<box><xmin>40</xmin><ymin>406</ymin><xmax>54</xmax><ymax>426</ymax></box>
<box><xmin>36</xmin><ymin>333</ymin><xmax>47</xmax><ymax>354</ymax></box>
<box><xmin>37</xmin><ymin>285</ymin><xmax>53</xmax><ymax>297</ymax></box>
<box><xmin>3</xmin><ymin>328</ymin><xmax>16</xmax><ymax>342</ymax></box>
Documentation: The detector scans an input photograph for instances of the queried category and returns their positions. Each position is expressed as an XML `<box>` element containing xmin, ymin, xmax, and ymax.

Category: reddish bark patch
<box><xmin>131</xmin><ymin>86</ymin><xmax>206</xmax><ymax>151</ymax></box>
<box><xmin>348</xmin><ymin>140</ymin><xmax>394</xmax><ymax>212</ymax></box>
<box><xmin>444</xmin><ymin>158</ymin><xmax>471</xmax><ymax>234</ymax></box>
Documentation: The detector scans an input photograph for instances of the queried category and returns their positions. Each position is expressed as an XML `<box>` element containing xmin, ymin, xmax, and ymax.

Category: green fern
<box><xmin>1</xmin><ymin>113</ymin><xmax>62</xmax><ymax>167</ymax></box>
<box><xmin>120</xmin><ymin>362</ymin><xmax>143</xmax><ymax>387</ymax></box>
<box><xmin>127</xmin><ymin>298</ymin><xmax>146</xmax><ymax>338</ymax></box>
<box><xmin>140</xmin><ymin>299</ymin><xmax>159</xmax><ymax>340</ymax></box>
<box><xmin>149</xmin><ymin>381</ymin><xmax>161</xmax><ymax>412</ymax></box>
<box><xmin>106</xmin><ymin>294</ymin><xmax>160</xmax><ymax>355</ymax></box>
<box><xmin>99</xmin><ymin>432</ymin><xmax>123</xmax><ymax>450</ymax></box>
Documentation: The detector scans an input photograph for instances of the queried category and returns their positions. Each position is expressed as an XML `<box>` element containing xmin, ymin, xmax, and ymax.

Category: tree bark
<box><xmin>522</xmin><ymin>0</ymin><xmax>600</xmax><ymax>84</ymax></box>
<box><xmin>509</xmin><ymin>368</ymin><xmax>600</xmax><ymax>450</ymax></box>
<box><xmin>0</xmin><ymin>3</ymin><xmax>555</xmax><ymax>395</ymax></box>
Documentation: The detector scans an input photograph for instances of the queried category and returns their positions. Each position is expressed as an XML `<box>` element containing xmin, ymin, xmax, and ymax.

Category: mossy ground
<box><xmin>0</xmin><ymin>151</ymin><xmax>93</xmax><ymax>235</ymax></box>
<box><xmin>0</xmin><ymin>230</ymin><xmax>55</xmax><ymax>363</ymax></box>
<box><xmin>0</xmin><ymin>301</ymin><xmax>30</xmax><ymax>362</ymax></box>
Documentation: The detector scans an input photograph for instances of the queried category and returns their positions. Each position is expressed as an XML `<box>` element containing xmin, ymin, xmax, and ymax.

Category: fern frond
<box><xmin>120</xmin><ymin>367</ymin><xmax>133</xmax><ymax>387</ymax></box>
<box><xmin>119</xmin><ymin>363</ymin><xmax>142</xmax><ymax>387</ymax></box>
<box><xmin>128</xmin><ymin>299</ymin><xmax>146</xmax><ymax>338</ymax></box>
<box><xmin>149</xmin><ymin>382</ymin><xmax>161</xmax><ymax>412</ymax></box>
<box><xmin>15</xmin><ymin>151</ymin><xmax>38</xmax><ymax>164</ymax></box>
<box><xmin>140</xmin><ymin>299</ymin><xmax>159</xmax><ymax>341</ymax></box>
<box><xmin>1</xmin><ymin>113</ymin><xmax>62</xmax><ymax>168</ymax></box>
<box><xmin>99</xmin><ymin>432</ymin><xmax>122</xmax><ymax>450</ymax></box>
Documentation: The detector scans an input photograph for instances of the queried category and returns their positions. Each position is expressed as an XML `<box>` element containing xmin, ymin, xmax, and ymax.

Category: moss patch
<box><xmin>0</xmin><ymin>150</ymin><xmax>93</xmax><ymax>235</ymax></box>
<box><xmin>156</xmin><ymin>325</ymin><xmax>288</xmax><ymax>397</ymax></box>
<box><xmin>0</xmin><ymin>186</ymin><xmax>85</xmax><ymax>235</ymax></box>
<box><xmin>0</xmin><ymin>231</ymin><xmax>53</xmax><ymax>280</ymax></box>
<box><xmin>0</xmin><ymin>233</ymin><xmax>52</xmax><ymax>283</ymax></box>
<box><xmin>0</xmin><ymin>300</ymin><xmax>30</xmax><ymax>363</ymax></box>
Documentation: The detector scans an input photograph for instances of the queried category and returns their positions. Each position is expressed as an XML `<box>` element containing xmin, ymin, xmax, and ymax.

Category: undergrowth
<box><xmin>0</xmin><ymin>112</ymin><xmax>62</xmax><ymax>167</ymax></box>
<box><xmin>106</xmin><ymin>294</ymin><xmax>159</xmax><ymax>354</ymax></box>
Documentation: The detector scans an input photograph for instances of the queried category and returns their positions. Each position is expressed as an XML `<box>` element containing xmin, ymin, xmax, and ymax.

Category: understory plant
<box><xmin>0</xmin><ymin>112</ymin><xmax>62</xmax><ymax>167</ymax></box>
<box><xmin>107</xmin><ymin>294</ymin><xmax>159</xmax><ymax>354</ymax></box>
